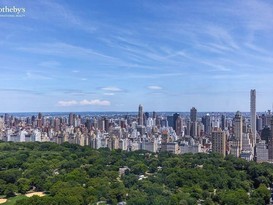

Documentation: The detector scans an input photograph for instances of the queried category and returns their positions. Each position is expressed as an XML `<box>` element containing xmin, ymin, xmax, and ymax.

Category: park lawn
<box><xmin>3</xmin><ymin>195</ymin><xmax>28</xmax><ymax>205</ymax></box>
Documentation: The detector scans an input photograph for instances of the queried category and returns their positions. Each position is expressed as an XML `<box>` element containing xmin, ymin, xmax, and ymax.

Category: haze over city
<box><xmin>1</xmin><ymin>0</ymin><xmax>273</xmax><ymax>112</ymax></box>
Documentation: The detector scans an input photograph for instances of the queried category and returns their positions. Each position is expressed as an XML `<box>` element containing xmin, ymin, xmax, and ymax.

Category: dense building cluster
<box><xmin>0</xmin><ymin>89</ymin><xmax>273</xmax><ymax>162</ymax></box>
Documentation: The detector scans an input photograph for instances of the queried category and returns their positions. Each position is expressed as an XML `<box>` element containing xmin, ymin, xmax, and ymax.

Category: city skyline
<box><xmin>1</xmin><ymin>1</ymin><xmax>273</xmax><ymax>112</ymax></box>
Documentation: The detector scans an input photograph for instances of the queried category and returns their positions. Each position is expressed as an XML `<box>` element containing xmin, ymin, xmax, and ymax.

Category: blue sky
<box><xmin>0</xmin><ymin>0</ymin><xmax>273</xmax><ymax>112</ymax></box>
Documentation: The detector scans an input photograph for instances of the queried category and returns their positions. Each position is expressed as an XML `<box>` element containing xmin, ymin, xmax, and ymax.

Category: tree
<box><xmin>17</xmin><ymin>178</ymin><xmax>31</xmax><ymax>194</ymax></box>
<box><xmin>219</xmin><ymin>189</ymin><xmax>249</xmax><ymax>205</ymax></box>
<box><xmin>0</xmin><ymin>179</ymin><xmax>6</xmax><ymax>195</ymax></box>
<box><xmin>251</xmin><ymin>183</ymin><xmax>271</xmax><ymax>204</ymax></box>
<box><xmin>131</xmin><ymin>163</ymin><xmax>148</xmax><ymax>175</ymax></box>
<box><xmin>4</xmin><ymin>183</ymin><xmax>17</xmax><ymax>197</ymax></box>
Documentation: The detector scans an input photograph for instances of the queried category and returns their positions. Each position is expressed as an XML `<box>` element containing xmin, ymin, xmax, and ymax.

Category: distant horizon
<box><xmin>0</xmin><ymin>110</ymin><xmax>271</xmax><ymax>115</ymax></box>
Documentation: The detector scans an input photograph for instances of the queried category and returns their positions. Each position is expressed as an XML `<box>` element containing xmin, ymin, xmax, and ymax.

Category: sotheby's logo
<box><xmin>0</xmin><ymin>6</ymin><xmax>26</xmax><ymax>17</ymax></box>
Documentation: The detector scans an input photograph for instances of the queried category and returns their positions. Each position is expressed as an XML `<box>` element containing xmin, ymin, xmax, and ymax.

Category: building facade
<box><xmin>212</xmin><ymin>128</ymin><xmax>226</xmax><ymax>156</ymax></box>
<box><xmin>250</xmin><ymin>89</ymin><xmax>256</xmax><ymax>146</ymax></box>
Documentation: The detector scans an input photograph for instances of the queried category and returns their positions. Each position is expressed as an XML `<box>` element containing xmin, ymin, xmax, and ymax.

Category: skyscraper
<box><xmin>138</xmin><ymin>104</ymin><xmax>144</xmax><ymax>126</ymax></box>
<box><xmin>4</xmin><ymin>113</ymin><xmax>9</xmax><ymax>125</ymax></box>
<box><xmin>37</xmin><ymin>112</ymin><xmax>43</xmax><ymax>128</ymax></box>
<box><xmin>221</xmin><ymin>114</ymin><xmax>227</xmax><ymax>131</ymax></box>
<box><xmin>144</xmin><ymin>112</ymin><xmax>149</xmax><ymax>125</ymax></box>
<box><xmin>189</xmin><ymin>107</ymin><xmax>197</xmax><ymax>137</ymax></box>
<box><xmin>190</xmin><ymin>121</ymin><xmax>198</xmax><ymax>137</ymax></box>
<box><xmin>202</xmin><ymin>114</ymin><xmax>211</xmax><ymax>135</ymax></box>
<box><xmin>69</xmin><ymin>113</ymin><xmax>74</xmax><ymax>126</ymax></box>
<box><xmin>167</xmin><ymin>116</ymin><xmax>174</xmax><ymax>128</ymax></box>
<box><xmin>175</xmin><ymin>116</ymin><xmax>183</xmax><ymax>136</ymax></box>
<box><xmin>190</xmin><ymin>107</ymin><xmax>197</xmax><ymax>122</ymax></box>
<box><xmin>173</xmin><ymin>113</ymin><xmax>180</xmax><ymax>131</ymax></box>
<box><xmin>152</xmin><ymin>111</ymin><xmax>156</xmax><ymax>119</ymax></box>
<box><xmin>250</xmin><ymin>89</ymin><xmax>256</xmax><ymax>146</ymax></box>
<box><xmin>234</xmin><ymin>111</ymin><xmax>243</xmax><ymax>153</ymax></box>
<box><xmin>268</xmin><ymin>117</ymin><xmax>273</xmax><ymax>161</ymax></box>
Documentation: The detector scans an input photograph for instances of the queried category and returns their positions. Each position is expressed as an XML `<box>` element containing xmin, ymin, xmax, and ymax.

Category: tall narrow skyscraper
<box><xmin>175</xmin><ymin>116</ymin><xmax>183</xmax><ymax>136</ymax></box>
<box><xmin>138</xmin><ymin>104</ymin><xmax>144</xmax><ymax>126</ymax></box>
<box><xmin>202</xmin><ymin>114</ymin><xmax>211</xmax><ymax>135</ymax></box>
<box><xmin>190</xmin><ymin>107</ymin><xmax>197</xmax><ymax>122</ymax></box>
<box><xmin>250</xmin><ymin>89</ymin><xmax>256</xmax><ymax>146</ymax></box>
<box><xmin>221</xmin><ymin>114</ymin><xmax>227</xmax><ymax>131</ymax></box>
<box><xmin>268</xmin><ymin>117</ymin><xmax>273</xmax><ymax>161</ymax></box>
<box><xmin>190</xmin><ymin>107</ymin><xmax>197</xmax><ymax>137</ymax></box>
<box><xmin>173</xmin><ymin>113</ymin><xmax>180</xmax><ymax>131</ymax></box>
<box><xmin>234</xmin><ymin>111</ymin><xmax>243</xmax><ymax>153</ymax></box>
<box><xmin>69</xmin><ymin>113</ymin><xmax>74</xmax><ymax>126</ymax></box>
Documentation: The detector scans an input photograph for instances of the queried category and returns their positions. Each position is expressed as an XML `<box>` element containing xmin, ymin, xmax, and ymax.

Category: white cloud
<box><xmin>17</xmin><ymin>42</ymin><xmax>119</xmax><ymax>62</ymax></box>
<box><xmin>79</xmin><ymin>99</ymin><xmax>111</xmax><ymax>106</ymax></box>
<box><xmin>58</xmin><ymin>99</ymin><xmax>110</xmax><ymax>106</ymax></box>
<box><xmin>101</xmin><ymin>86</ymin><xmax>122</xmax><ymax>92</ymax></box>
<box><xmin>104</xmin><ymin>93</ymin><xmax>115</xmax><ymax>96</ymax></box>
<box><xmin>148</xmin><ymin>85</ymin><xmax>163</xmax><ymax>90</ymax></box>
<box><xmin>57</xmin><ymin>100</ymin><xmax>78</xmax><ymax>107</ymax></box>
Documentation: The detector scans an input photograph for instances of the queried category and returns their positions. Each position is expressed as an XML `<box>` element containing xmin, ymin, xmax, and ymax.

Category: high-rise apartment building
<box><xmin>37</xmin><ymin>112</ymin><xmax>43</xmax><ymax>128</ymax></box>
<box><xmin>175</xmin><ymin>116</ymin><xmax>183</xmax><ymax>136</ymax></box>
<box><xmin>68</xmin><ymin>113</ymin><xmax>74</xmax><ymax>126</ymax></box>
<box><xmin>167</xmin><ymin>116</ymin><xmax>174</xmax><ymax>129</ymax></box>
<box><xmin>4</xmin><ymin>113</ymin><xmax>9</xmax><ymax>125</ymax></box>
<box><xmin>202</xmin><ymin>114</ymin><xmax>211</xmax><ymax>135</ymax></box>
<box><xmin>190</xmin><ymin>121</ymin><xmax>198</xmax><ymax>137</ymax></box>
<box><xmin>173</xmin><ymin>113</ymin><xmax>180</xmax><ymax>131</ymax></box>
<box><xmin>212</xmin><ymin>127</ymin><xmax>226</xmax><ymax>156</ymax></box>
<box><xmin>152</xmin><ymin>111</ymin><xmax>156</xmax><ymax>119</ymax></box>
<box><xmin>256</xmin><ymin>141</ymin><xmax>269</xmax><ymax>163</ymax></box>
<box><xmin>250</xmin><ymin>89</ymin><xmax>256</xmax><ymax>146</ymax></box>
<box><xmin>221</xmin><ymin>114</ymin><xmax>227</xmax><ymax>131</ymax></box>
<box><xmin>138</xmin><ymin>104</ymin><xmax>144</xmax><ymax>126</ymax></box>
<box><xmin>144</xmin><ymin>112</ymin><xmax>149</xmax><ymax>125</ymax></box>
<box><xmin>234</xmin><ymin>111</ymin><xmax>243</xmax><ymax>153</ymax></box>
<box><xmin>190</xmin><ymin>107</ymin><xmax>197</xmax><ymax>122</ymax></box>
<box><xmin>268</xmin><ymin>117</ymin><xmax>273</xmax><ymax>161</ymax></box>
<box><xmin>190</xmin><ymin>107</ymin><xmax>197</xmax><ymax>137</ymax></box>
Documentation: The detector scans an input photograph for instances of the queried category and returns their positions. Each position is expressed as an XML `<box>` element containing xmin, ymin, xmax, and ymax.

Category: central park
<box><xmin>0</xmin><ymin>141</ymin><xmax>272</xmax><ymax>205</ymax></box>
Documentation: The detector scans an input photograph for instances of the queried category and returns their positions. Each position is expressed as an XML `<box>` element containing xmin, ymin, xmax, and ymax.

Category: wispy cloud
<box><xmin>1</xmin><ymin>0</ymin><xmax>273</xmax><ymax>112</ymax></box>
<box><xmin>147</xmin><ymin>85</ymin><xmax>163</xmax><ymax>90</ymax></box>
<box><xmin>231</xmin><ymin>0</ymin><xmax>273</xmax><ymax>31</ymax></box>
<box><xmin>53</xmin><ymin>89</ymin><xmax>95</xmax><ymax>96</ymax></box>
<box><xmin>57</xmin><ymin>100</ymin><xmax>78</xmax><ymax>107</ymax></box>
<box><xmin>91</xmin><ymin>72</ymin><xmax>186</xmax><ymax>80</ymax></box>
<box><xmin>79</xmin><ymin>99</ymin><xmax>110</xmax><ymax>106</ymax></box>
<box><xmin>17</xmin><ymin>42</ymin><xmax>118</xmax><ymax>61</ymax></box>
<box><xmin>25</xmin><ymin>0</ymin><xmax>97</xmax><ymax>33</ymax></box>
<box><xmin>200</xmin><ymin>61</ymin><xmax>231</xmax><ymax>72</ymax></box>
<box><xmin>203</xmin><ymin>25</ymin><xmax>239</xmax><ymax>50</ymax></box>
<box><xmin>57</xmin><ymin>99</ymin><xmax>111</xmax><ymax>107</ymax></box>
<box><xmin>26</xmin><ymin>72</ymin><xmax>53</xmax><ymax>80</ymax></box>
<box><xmin>124</xmin><ymin>72</ymin><xmax>185</xmax><ymax>79</ymax></box>
<box><xmin>101</xmin><ymin>86</ymin><xmax>122</xmax><ymax>92</ymax></box>
<box><xmin>0</xmin><ymin>88</ymin><xmax>43</xmax><ymax>95</ymax></box>
<box><xmin>244</xmin><ymin>43</ymin><xmax>273</xmax><ymax>58</ymax></box>
<box><xmin>104</xmin><ymin>93</ymin><xmax>115</xmax><ymax>96</ymax></box>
